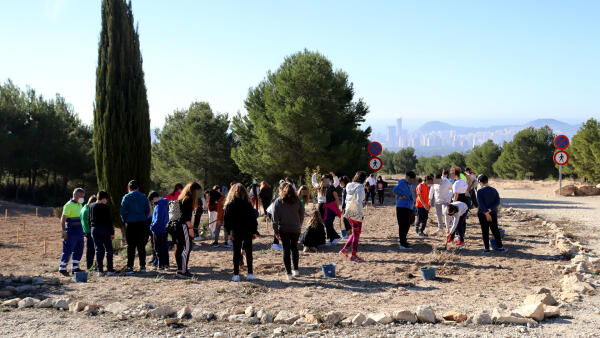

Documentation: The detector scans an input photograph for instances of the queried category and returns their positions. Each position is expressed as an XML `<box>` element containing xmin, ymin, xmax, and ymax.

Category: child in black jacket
<box><xmin>300</xmin><ymin>211</ymin><xmax>326</xmax><ymax>252</ymax></box>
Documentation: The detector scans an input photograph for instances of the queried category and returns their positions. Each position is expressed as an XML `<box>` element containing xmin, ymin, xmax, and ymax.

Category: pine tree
<box><xmin>93</xmin><ymin>0</ymin><xmax>151</xmax><ymax>221</ymax></box>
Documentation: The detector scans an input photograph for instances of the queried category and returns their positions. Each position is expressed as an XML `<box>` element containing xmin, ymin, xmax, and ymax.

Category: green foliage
<box><xmin>231</xmin><ymin>50</ymin><xmax>371</xmax><ymax>181</ymax></box>
<box><xmin>0</xmin><ymin>80</ymin><xmax>95</xmax><ymax>205</ymax></box>
<box><xmin>445</xmin><ymin>152</ymin><xmax>466</xmax><ymax>169</ymax></box>
<box><xmin>380</xmin><ymin>150</ymin><xmax>395</xmax><ymax>174</ymax></box>
<box><xmin>415</xmin><ymin>156</ymin><xmax>443</xmax><ymax>175</ymax></box>
<box><xmin>493</xmin><ymin>126</ymin><xmax>555</xmax><ymax>179</ymax></box>
<box><xmin>466</xmin><ymin>140</ymin><xmax>502</xmax><ymax>176</ymax></box>
<box><xmin>570</xmin><ymin>118</ymin><xmax>600</xmax><ymax>183</ymax></box>
<box><xmin>94</xmin><ymin>0</ymin><xmax>151</xmax><ymax>222</ymax></box>
<box><xmin>392</xmin><ymin>147</ymin><xmax>418</xmax><ymax>174</ymax></box>
<box><xmin>152</xmin><ymin>101</ymin><xmax>240</xmax><ymax>190</ymax></box>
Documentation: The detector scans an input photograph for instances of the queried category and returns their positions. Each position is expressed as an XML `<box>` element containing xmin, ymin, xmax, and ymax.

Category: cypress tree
<box><xmin>94</xmin><ymin>0</ymin><xmax>151</xmax><ymax>222</ymax></box>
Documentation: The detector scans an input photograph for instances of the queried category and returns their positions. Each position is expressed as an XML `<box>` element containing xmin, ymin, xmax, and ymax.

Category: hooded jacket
<box><xmin>344</xmin><ymin>182</ymin><xmax>366</xmax><ymax>220</ymax></box>
<box><xmin>272</xmin><ymin>198</ymin><xmax>305</xmax><ymax>235</ymax></box>
<box><xmin>150</xmin><ymin>198</ymin><xmax>169</xmax><ymax>235</ymax></box>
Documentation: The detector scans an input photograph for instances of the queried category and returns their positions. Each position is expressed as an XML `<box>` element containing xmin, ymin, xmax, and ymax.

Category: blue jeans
<box><xmin>59</xmin><ymin>225</ymin><xmax>84</xmax><ymax>271</ymax></box>
<box><xmin>91</xmin><ymin>226</ymin><xmax>113</xmax><ymax>272</ymax></box>
<box><xmin>153</xmin><ymin>233</ymin><xmax>169</xmax><ymax>268</ymax></box>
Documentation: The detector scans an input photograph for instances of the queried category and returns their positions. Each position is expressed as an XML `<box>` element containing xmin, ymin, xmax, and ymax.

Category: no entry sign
<box><xmin>553</xmin><ymin>150</ymin><xmax>569</xmax><ymax>166</ymax></box>
<box><xmin>368</xmin><ymin>157</ymin><xmax>382</xmax><ymax>172</ymax></box>
<box><xmin>553</xmin><ymin>135</ymin><xmax>569</xmax><ymax>150</ymax></box>
<box><xmin>367</xmin><ymin>141</ymin><xmax>383</xmax><ymax>157</ymax></box>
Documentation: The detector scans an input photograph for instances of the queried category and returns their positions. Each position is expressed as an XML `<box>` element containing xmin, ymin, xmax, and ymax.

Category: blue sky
<box><xmin>1</xmin><ymin>0</ymin><xmax>598</xmax><ymax>131</ymax></box>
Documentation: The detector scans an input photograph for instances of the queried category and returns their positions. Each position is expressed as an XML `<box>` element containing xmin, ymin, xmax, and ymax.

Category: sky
<box><xmin>1</xmin><ymin>0</ymin><xmax>599</xmax><ymax>132</ymax></box>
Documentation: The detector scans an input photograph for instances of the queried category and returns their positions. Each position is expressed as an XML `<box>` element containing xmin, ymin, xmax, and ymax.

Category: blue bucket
<box><xmin>420</xmin><ymin>267</ymin><xmax>436</xmax><ymax>281</ymax></box>
<box><xmin>341</xmin><ymin>229</ymin><xmax>347</xmax><ymax>238</ymax></box>
<box><xmin>74</xmin><ymin>271</ymin><xmax>88</xmax><ymax>283</ymax></box>
<box><xmin>321</xmin><ymin>264</ymin><xmax>336</xmax><ymax>278</ymax></box>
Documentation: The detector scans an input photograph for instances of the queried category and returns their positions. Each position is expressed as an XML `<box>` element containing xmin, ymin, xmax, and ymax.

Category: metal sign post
<box><xmin>553</xmin><ymin>148</ymin><xmax>569</xmax><ymax>195</ymax></box>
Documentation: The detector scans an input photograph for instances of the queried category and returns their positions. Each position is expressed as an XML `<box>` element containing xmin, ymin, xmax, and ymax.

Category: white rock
<box><xmin>561</xmin><ymin>274</ymin><xmax>594</xmax><ymax>294</ymax></box>
<box><xmin>352</xmin><ymin>313</ymin><xmax>367</xmax><ymax>325</ymax></box>
<box><xmin>52</xmin><ymin>299</ymin><xmax>68</xmax><ymax>310</ymax></box>
<box><xmin>2</xmin><ymin>298</ymin><xmax>20</xmax><ymax>307</ymax></box>
<box><xmin>69</xmin><ymin>301</ymin><xmax>88</xmax><ymax>312</ymax></box>
<box><xmin>544</xmin><ymin>305</ymin><xmax>560</xmax><ymax>318</ymax></box>
<box><xmin>36</xmin><ymin>298</ymin><xmax>54</xmax><ymax>308</ymax></box>
<box><xmin>416</xmin><ymin>306</ymin><xmax>436</xmax><ymax>323</ymax></box>
<box><xmin>148</xmin><ymin>306</ymin><xmax>174</xmax><ymax>318</ymax></box>
<box><xmin>228</xmin><ymin>314</ymin><xmax>246</xmax><ymax>322</ymax></box>
<box><xmin>273</xmin><ymin>327</ymin><xmax>285</xmax><ymax>336</ymax></box>
<box><xmin>213</xmin><ymin>333</ymin><xmax>226</xmax><ymax>338</ymax></box>
<box><xmin>105</xmin><ymin>302</ymin><xmax>128</xmax><ymax>314</ymax></box>
<box><xmin>17</xmin><ymin>297</ymin><xmax>39</xmax><ymax>308</ymax></box>
<box><xmin>322</xmin><ymin>311</ymin><xmax>343</xmax><ymax>325</ymax></box>
<box><xmin>274</xmin><ymin>310</ymin><xmax>299</xmax><ymax>324</ymax></box>
<box><xmin>260</xmin><ymin>312</ymin><xmax>274</xmax><ymax>324</ymax></box>
<box><xmin>177</xmin><ymin>306</ymin><xmax>191</xmax><ymax>319</ymax></box>
<box><xmin>524</xmin><ymin>293</ymin><xmax>557</xmax><ymax>306</ymax></box>
<box><xmin>515</xmin><ymin>303</ymin><xmax>545</xmax><ymax>321</ymax></box>
<box><xmin>368</xmin><ymin>312</ymin><xmax>393</xmax><ymax>324</ymax></box>
<box><xmin>492</xmin><ymin>308</ymin><xmax>537</xmax><ymax>326</ymax></box>
<box><xmin>245</xmin><ymin>305</ymin><xmax>255</xmax><ymax>318</ymax></box>
<box><xmin>192</xmin><ymin>309</ymin><xmax>214</xmax><ymax>321</ymax></box>
<box><xmin>393</xmin><ymin>310</ymin><xmax>416</xmax><ymax>323</ymax></box>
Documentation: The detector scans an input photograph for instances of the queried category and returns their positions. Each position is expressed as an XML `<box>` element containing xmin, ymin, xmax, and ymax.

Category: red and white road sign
<box><xmin>368</xmin><ymin>157</ymin><xmax>382</xmax><ymax>172</ymax></box>
<box><xmin>553</xmin><ymin>135</ymin><xmax>570</xmax><ymax>150</ymax></box>
<box><xmin>553</xmin><ymin>150</ymin><xmax>569</xmax><ymax>166</ymax></box>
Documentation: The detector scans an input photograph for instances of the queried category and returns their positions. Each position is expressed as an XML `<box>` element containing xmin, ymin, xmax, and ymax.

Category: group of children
<box><xmin>57</xmin><ymin>166</ymin><xmax>504</xmax><ymax>282</ymax></box>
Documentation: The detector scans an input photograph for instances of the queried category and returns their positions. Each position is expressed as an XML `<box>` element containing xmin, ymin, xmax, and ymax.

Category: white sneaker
<box><xmin>246</xmin><ymin>274</ymin><xmax>256</xmax><ymax>280</ymax></box>
<box><xmin>292</xmin><ymin>270</ymin><xmax>300</xmax><ymax>277</ymax></box>
<box><xmin>286</xmin><ymin>274</ymin><xmax>293</xmax><ymax>280</ymax></box>
<box><xmin>231</xmin><ymin>275</ymin><xmax>240</xmax><ymax>282</ymax></box>
<box><xmin>271</xmin><ymin>243</ymin><xmax>282</xmax><ymax>251</ymax></box>
<box><xmin>332</xmin><ymin>238</ymin><xmax>341</xmax><ymax>245</ymax></box>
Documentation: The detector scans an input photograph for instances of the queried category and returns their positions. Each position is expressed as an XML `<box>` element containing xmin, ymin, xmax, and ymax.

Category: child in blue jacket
<box><xmin>149</xmin><ymin>191</ymin><xmax>169</xmax><ymax>269</ymax></box>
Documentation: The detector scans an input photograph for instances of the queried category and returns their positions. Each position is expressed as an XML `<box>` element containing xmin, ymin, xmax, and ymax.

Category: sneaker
<box><xmin>106</xmin><ymin>270</ymin><xmax>116</xmax><ymax>276</ymax></box>
<box><xmin>231</xmin><ymin>275</ymin><xmax>241</xmax><ymax>282</ymax></box>
<box><xmin>456</xmin><ymin>240</ymin><xmax>465</xmax><ymax>246</ymax></box>
<box><xmin>482</xmin><ymin>249</ymin><xmax>491</xmax><ymax>254</ymax></box>
<box><xmin>292</xmin><ymin>270</ymin><xmax>300</xmax><ymax>277</ymax></box>
<box><xmin>71</xmin><ymin>268</ymin><xmax>82</xmax><ymax>275</ymax></box>
<box><xmin>194</xmin><ymin>236</ymin><xmax>203</xmax><ymax>241</ymax></box>
<box><xmin>59</xmin><ymin>270</ymin><xmax>69</xmax><ymax>277</ymax></box>
<box><xmin>246</xmin><ymin>274</ymin><xmax>256</xmax><ymax>280</ymax></box>
<box><xmin>494</xmin><ymin>247</ymin><xmax>507</xmax><ymax>252</ymax></box>
<box><xmin>446</xmin><ymin>237</ymin><xmax>454</xmax><ymax>243</ymax></box>
<box><xmin>125</xmin><ymin>267</ymin><xmax>134</xmax><ymax>275</ymax></box>
<box><xmin>332</xmin><ymin>238</ymin><xmax>341</xmax><ymax>245</ymax></box>
<box><xmin>271</xmin><ymin>243</ymin><xmax>282</xmax><ymax>251</ymax></box>
<box><xmin>211</xmin><ymin>242</ymin><xmax>220</xmax><ymax>248</ymax></box>
<box><xmin>175</xmin><ymin>272</ymin><xmax>190</xmax><ymax>279</ymax></box>
<box><xmin>339</xmin><ymin>249</ymin><xmax>349</xmax><ymax>258</ymax></box>
<box><xmin>96</xmin><ymin>271</ymin><xmax>105</xmax><ymax>277</ymax></box>
<box><xmin>398</xmin><ymin>244</ymin><xmax>412</xmax><ymax>250</ymax></box>
<box><xmin>139</xmin><ymin>268</ymin><xmax>146</xmax><ymax>273</ymax></box>
<box><xmin>286</xmin><ymin>274</ymin><xmax>293</xmax><ymax>281</ymax></box>
<box><xmin>351</xmin><ymin>255</ymin><xmax>364</xmax><ymax>262</ymax></box>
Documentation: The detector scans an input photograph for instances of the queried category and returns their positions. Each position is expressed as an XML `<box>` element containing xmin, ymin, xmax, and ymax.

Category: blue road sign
<box><xmin>368</xmin><ymin>141</ymin><xmax>382</xmax><ymax>157</ymax></box>
<box><xmin>553</xmin><ymin>135</ymin><xmax>569</xmax><ymax>150</ymax></box>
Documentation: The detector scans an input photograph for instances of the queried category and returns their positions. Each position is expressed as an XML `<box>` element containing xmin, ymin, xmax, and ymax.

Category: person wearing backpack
<box><xmin>173</xmin><ymin>182</ymin><xmax>202</xmax><ymax>278</ymax></box>
<box><xmin>149</xmin><ymin>191</ymin><xmax>169</xmax><ymax>270</ymax></box>
<box><xmin>224</xmin><ymin>183</ymin><xmax>258</xmax><ymax>282</ymax></box>
<box><xmin>376</xmin><ymin>176</ymin><xmax>388</xmax><ymax>205</ymax></box>
<box><xmin>120</xmin><ymin>180</ymin><xmax>151</xmax><ymax>275</ymax></box>
<box><xmin>339</xmin><ymin>171</ymin><xmax>367</xmax><ymax>262</ymax></box>
<box><xmin>272</xmin><ymin>183</ymin><xmax>305</xmax><ymax>280</ymax></box>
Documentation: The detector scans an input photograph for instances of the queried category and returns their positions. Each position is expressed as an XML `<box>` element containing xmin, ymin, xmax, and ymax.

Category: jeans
<box><xmin>174</xmin><ymin>222</ymin><xmax>192</xmax><ymax>272</ymax></box>
<box><xmin>434</xmin><ymin>203</ymin><xmax>449</xmax><ymax>230</ymax></box>
<box><xmin>125</xmin><ymin>221</ymin><xmax>147</xmax><ymax>269</ymax></box>
<box><xmin>91</xmin><ymin>226</ymin><xmax>113</xmax><ymax>272</ymax></box>
<box><xmin>396</xmin><ymin>207</ymin><xmax>412</xmax><ymax>246</ymax></box>
<box><xmin>377</xmin><ymin>190</ymin><xmax>384</xmax><ymax>205</ymax></box>
<box><xmin>85</xmin><ymin>233</ymin><xmax>95</xmax><ymax>269</ymax></box>
<box><xmin>233</xmin><ymin>233</ymin><xmax>253</xmax><ymax>275</ymax></box>
<box><xmin>415</xmin><ymin>207</ymin><xmax>429</xmax><ymax>233</ymax></box>
<box><xmin>279</xmin><ymin>231</ymin><xmax>300</xmax><ymax>275</ymax></box>
<box><xmin>153</xmin><ymin>233</ymin><xmax>169</xmax><ymax>267</ymax></box>
<box><xmin>478</xmin><ymin>213</ymin><xmax>503</xmax><ymax>250</ymax></box>
<box><xmin>368</xmin><ymin>187</ymin><xmax>376</xmax><ymax>205</ymax></box>
<box><xmin>342</xmin><ymin>219</ymin><xmax>362</xmax><ymax>256</ymax></box>
<box><xmin>59</xmin><ymin>224</ymin><xmax>84</xmax><ymax>271</ymax></box>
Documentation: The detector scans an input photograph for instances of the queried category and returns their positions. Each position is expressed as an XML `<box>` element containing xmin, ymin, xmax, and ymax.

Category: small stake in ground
<box><xmin>44</xmin><ymin>239</ymin><xmax>47</xmax><ymax>254</ymax></box>
<box><xmin>36</xmin><ymin>208</ymin><xmax>38</xmax><ymax>217</ymax></box>
<box><xmin>4</xmin><ymin>209</ymin><xmax>7</xmax><ymax>221</ymax></box>
<box><xmin>17</xmin><ymin>229</ymin><xmax>19</xmax><ymax>243</ymax></box>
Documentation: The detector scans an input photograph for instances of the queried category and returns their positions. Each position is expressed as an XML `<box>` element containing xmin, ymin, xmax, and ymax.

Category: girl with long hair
<box><xmin>300</xmin><ymin>211</ymin><xmax>326</xmax><ymax>252</ymax></box>
<box><xmin>340</xmin><ymin>171</ymin><xmax>367</xmax><ymax>262</ymax></box>
<box><xmin>297</xmin><ymin>185</ymin><xmax>310</xmax><ymax>207</ymax></box>
<box><xmin>272</xmin><ymin>183</ymin><xmax>305</xmax><ymax>280</ymax></box>
<box><xmin>175</xmin><ymin>181</ymin><xmax>202</xmax><ymax>277</ymax></box>
<box><xmin>224</xmin><ymin>183</ymin><xmax>258</xmax><ymax>281</ymax></box>
<box><xmin>311</xmin><ymin>172</ymin><xmax>342</xmax><ymax>245</ymax></box>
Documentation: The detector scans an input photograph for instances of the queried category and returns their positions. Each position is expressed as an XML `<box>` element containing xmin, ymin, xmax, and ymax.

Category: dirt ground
<box><xmin>0</xmin><ymin>180</ymin><xmax>598</xmax><ymax>337</ymax></box>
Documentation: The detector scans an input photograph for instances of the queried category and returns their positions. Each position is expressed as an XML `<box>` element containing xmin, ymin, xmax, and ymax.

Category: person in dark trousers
<box><xmin>224</xmin><ymin>183</ymin><xmax>258</xmax><ymax>282</ymax></box>
<box><xmin>393</xmin><ymin>171</ymin><xmax>416</xmax><ymax>250</ymax></box>
<box><xmin>80</xmin><ymin>195</ymin><xmax>97</xmax><ymax>271</ymax></box>
<box><xmin>338</xmin><ymin>176</ymin><xmax>352</xmax><ymax>235</ymax></box>
<box><xmin>466</xmin><ymin>168</ymin><xmax>479</xmax><ymax>209</ymax></box>
<box><xmin>175</xmin><ymin>182</ymin><xmax>202</xmax><ymax>278</ymax></box>
<box><xmin>273</xmin><ymin>183</ymin><xmax>305</xmax><ymax>280</ymax></box>
<box><xmin>259</xmin><ymin>181</ymin><xmax>273</xmax><ymax>216</ymax></box>
<box><xmin>149</xmin><ymin>191</ymin><xmax>170</xmax><ymax>269</ymax></box>
<box><xmin>446</xmin><ymin>202</ymin><xmax>469</xmax><ymax>246</ymax></box>
<box><xmin>415</xmin><ymin>174</ymin><xmax>433</xmax><ymax>236</ymax></box>
<box><xmin>300</xmin><ymin>211</ymin><xmax>326</xmax><ymax>252</ymax></box>
<box><xmin>366</xmin><ymin>174</ymin><xmax>377</xmax><ymax>206</ymax></box>
<box><xmin>89</xmin><ymin>191</ymin><xmax>115</xmax><ymax>276</ymax></box>
<box><xmin>120</xmin><ymin>180</ymin><xmax>151</xmax><ymax>275</ymax></box>
<box><xmin>376</xmin><ymin>176</ymin><xmax>388</xmax><ymax>205</ymax></box>
<box><xmin>476</xmin><ymin>175</ymin><xmax>506</xmax><ymax>253</ymax></box>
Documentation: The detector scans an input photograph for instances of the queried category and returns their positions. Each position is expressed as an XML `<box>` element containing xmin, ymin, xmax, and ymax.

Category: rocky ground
<box><xmin>0</xmin><ymin>179</ymin><xmax>599</xmax><ymax>337</ymax></box>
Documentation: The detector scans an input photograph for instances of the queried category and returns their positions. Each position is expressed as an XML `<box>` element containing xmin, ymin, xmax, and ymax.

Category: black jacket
<box><xmin>89</xmin><ymin>202</ymin><xmax>114</xmax><ymax>236</ymax></box>
<box><xmin>224</xmin><ymin>198</ymin><xmax>258</xmax><ymax>237</ymax></box>
<box><xmin>300</xmin><ymin>222</ymin><xmax>326</xmax><ymax>248</ymax></box>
